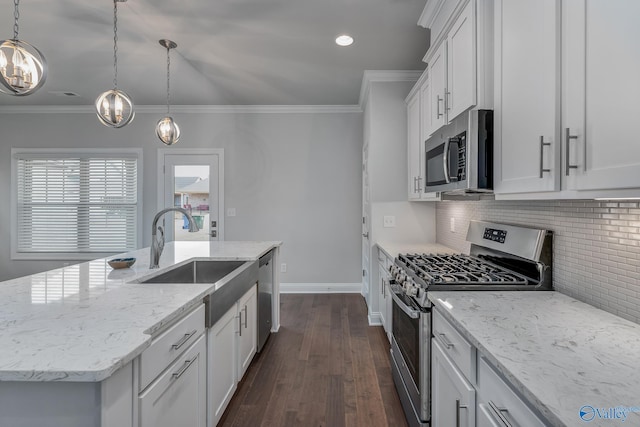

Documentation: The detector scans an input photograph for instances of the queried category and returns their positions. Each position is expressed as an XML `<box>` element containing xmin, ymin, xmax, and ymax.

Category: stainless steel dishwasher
<box><xmin>257</xmin><ymin>250</ymin><xmax>274</xmax><ymax>352</ymax></box>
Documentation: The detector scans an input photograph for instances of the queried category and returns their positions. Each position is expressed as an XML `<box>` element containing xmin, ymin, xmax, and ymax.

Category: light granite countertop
<box><xmin>429</xmin><ymin>291</ymin><xmax>640</xmax><ymax>427</ymax></box>
<box><xmin>0</xmin><ymin>241</ymin><xmax>281</xmax><ymax>383</ymax></box>
<box><xmin>375</xmin><ymin>241</ymin><xmax>457</xmax><ymax>259</ymax></box>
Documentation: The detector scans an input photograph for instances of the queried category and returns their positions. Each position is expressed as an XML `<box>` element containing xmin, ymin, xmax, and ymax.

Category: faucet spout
<box><xmin>149</xmin><ymin>207</ymin><xmax>200</xmax><ymax>269</ymax></box>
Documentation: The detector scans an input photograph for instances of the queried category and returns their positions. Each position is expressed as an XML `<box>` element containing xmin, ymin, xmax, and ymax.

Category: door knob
<box><xmin>362</xmin><ymin>232</ymin><xmax>369</xmax><ymax>238</ymax></box>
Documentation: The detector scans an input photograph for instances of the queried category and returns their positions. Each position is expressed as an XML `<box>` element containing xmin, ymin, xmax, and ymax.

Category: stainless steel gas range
<box><xmin>388</xmin><ymin>220</ymin><xmax>553</xmax><ymax>427</ymax></box>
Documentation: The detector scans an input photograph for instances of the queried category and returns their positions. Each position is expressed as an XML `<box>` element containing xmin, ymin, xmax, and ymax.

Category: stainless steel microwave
<box><xmin>424</xmin><ymin>109</ymin><xmax>493</xmax><ymax>194</ymax></box>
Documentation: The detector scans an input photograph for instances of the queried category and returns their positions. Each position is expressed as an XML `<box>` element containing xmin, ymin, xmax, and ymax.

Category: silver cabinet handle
<box><xmin>565</xmin><ymin>128</ymin><xmax>579</xmax><ymax>176</ymax></box>
<box><xmin>456</xmin><ymin>399</ymin><xmax>468</xmax><ymax>427</ymax></box>
<box><xmin>487</xmin><ymin>401</ymin><xmax>518</xmax><ymax>427</ymax></box>
<box><xmin>171</xmin><ymin>329</ymin><xmax>197</xmax><ymax>350</ymax></box>
<box><xmin>413</xmin><ymin>176</ymin><xmax>418</xmax><ymax>193</ymax></box>
<box><xmin>539</xmin><ymin>136</ymin><xmax>551</xmax><ymax>178</ymax></box>
<box><xmin>438</xmin><ymin>332</ymin><xmax>455</xmax><ymax>349</ymax></box>
<box><xmin>436</xmin><ymin>95</ymin><xmax>444</xmax><ymax>118</ymax></box>
<box><xmin>445</xmin><ymin>90</ymin><xmax>451</xmax><ymax>112</ymax></box>
<box><xmin>417</xmin><ymin>176</ymin><xmax>423</xmax><ymax>192</ymax></box>
<box><xmin>238</xmin><ymin>314</ymin><xmax>242</xmax><ymax>337</ymax></box>
<box><xmin>443</xmin><ymin>139</ymin><xmax>451</xmax><ymax>184</ymax></box>
<box><xmin>243</xmin><ymin>305</ymin><xmax>248</xmax><ymax>329</ymax></box>
<box><xmin>172</xmin><ymin>357</ymin><xmax>197</xmax><ymax>380</ymax></box>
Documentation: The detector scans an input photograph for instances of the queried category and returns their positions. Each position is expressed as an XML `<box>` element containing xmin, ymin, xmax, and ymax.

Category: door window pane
<box><xmin>173</xmin><ymin>165</ymin><xmax>210</xmax><ymax>241</ymax></box>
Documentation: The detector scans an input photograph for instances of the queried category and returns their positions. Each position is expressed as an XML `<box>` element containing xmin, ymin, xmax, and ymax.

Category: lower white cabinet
<box><xmin>139</xmin><ymin>334</ymin><xmax>207</xmax><ymax>427</ymax></box>
<box><xmin>476</xmin><ymin>356</ymin><xmax>547</xmax><ymax>427</ymax></box>
<box><xmin>237</xmin><ymin>285</ymin><xmax>258</xmax><ymax>380</ymax></box>
<box><xmin>208</xmin><ymin>284</ymin><xmax>258</xmax><ymax>426</ymax></box>
<box><xmin>432</xmin><ymin>338</ymin><xmax>476</xmax><ymax>427</ymax></box>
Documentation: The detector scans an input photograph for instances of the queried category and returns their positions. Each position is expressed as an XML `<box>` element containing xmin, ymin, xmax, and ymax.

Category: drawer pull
<box><xmin>438</xmin><ymin>332</ymin><xmax>455</xmax><ymax>349</ymax></box>
<box><xmin>171</xmin><ymin>329</ymin><xmax>197</xmax><ymax>350</ymax></box>
<box><xmin>172</xmin><ymin>357</ymin><xmax>197</xmax><ymax>380</ymax></box>
<box><xmin>488</xmin><ymin>400</ymin><xmax>518</xmax><ymax>427</ymax></box>
<box><xmin>456</xmin><ymin>399</ymin><xmax>468</xmax><ymax>427</ymax></box>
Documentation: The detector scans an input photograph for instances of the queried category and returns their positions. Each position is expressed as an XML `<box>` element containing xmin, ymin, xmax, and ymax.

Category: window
<box><xmin>12</xmin><ymin>149</ymin><xmax>142</xmax><ymax>260</ymax></box>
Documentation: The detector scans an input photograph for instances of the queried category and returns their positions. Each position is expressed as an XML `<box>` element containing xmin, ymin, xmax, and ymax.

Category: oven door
<box><xmin>390</xmin><ymin>289</ymin><xmax>430</xmax><ymax>424</ymax></box>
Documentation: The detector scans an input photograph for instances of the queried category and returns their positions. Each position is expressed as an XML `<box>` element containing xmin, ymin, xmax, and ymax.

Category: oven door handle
<box><xmin>390</xmin><ymin>290</ymin><xmax>421</xmax><ymax>319</ymax></box>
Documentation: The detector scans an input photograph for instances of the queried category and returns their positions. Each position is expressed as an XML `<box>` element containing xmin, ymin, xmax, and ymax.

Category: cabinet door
<box><xmin>208</xmin><ymin>305</ymin><xmax>238</xmax><ymax>426</ymax></box>
<box><xmin>432</xmin><ymin>339</ymin><xmax>475</xmax><ymax>427</ymax></box>
<box><xmin>139</xmin><ymin>335</ymin><xmax>206</xmax><ymax>427</ymax></box>
<box><xmin>563</xmin><ymin>0</ymin><xmax>640</xmax><ymax>190</ymax></box>
<box><xmin>429</xmin><ymin>43</ymin><xmax>448</xmax><ymax>134</ymax></box>
<box><xmin>238</xmin><ymin>284</ymin><xmax>257</xmax><ymax>380</ymax></box>
<box><xmin>493</xmin><ymin>0</ymin><xmax>561</xmax><ymax>194</ymax></box>
<box><xmin>407</xmin><ymin>91</ymin><xmax>422</xmax><ymax>200</ymax></box>
<box><xmin>420</xmin><ymin>74</ymin><xmax>432</xmax><ymax>142</ymax></box>
<box><xmin>447</xmin><ymin>0</ymin><xmax>476</xmax><ymax>121</ymax></box>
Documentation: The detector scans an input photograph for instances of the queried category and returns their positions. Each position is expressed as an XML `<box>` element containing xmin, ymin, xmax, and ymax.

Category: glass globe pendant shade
<box><xmin>0</xmin><ymin>39</ymin><xmax>47</xmax><ymax>96</ymax></box>
<box><xmin>156</xmin><ymin>116</ymin><xmax>181</xmax><ymax>145</ymax></box>
<box><xmin>95</xmin><ymin>89</ymin><xmax>135</xmax><ymax>128</ymax></box>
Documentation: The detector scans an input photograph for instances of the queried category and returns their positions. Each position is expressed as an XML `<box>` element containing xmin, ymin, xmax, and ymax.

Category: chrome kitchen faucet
<box><xmin>149</xmin><ymin>207</ymin><xmax>199</xmax><ymax>269</ymax></box>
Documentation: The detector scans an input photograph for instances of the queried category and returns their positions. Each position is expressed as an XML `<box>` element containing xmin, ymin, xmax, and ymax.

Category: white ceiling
<box><xmin>0</xmin><ymin>0</ymin><xmax>429</xmax><ymax>106</ymax></box>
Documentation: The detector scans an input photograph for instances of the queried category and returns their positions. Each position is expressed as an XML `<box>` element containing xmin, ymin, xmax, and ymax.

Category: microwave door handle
<box><xmin>443</xmin><ymin>139</ymin><xmax>451</xmax><ymax>184</ymax></box>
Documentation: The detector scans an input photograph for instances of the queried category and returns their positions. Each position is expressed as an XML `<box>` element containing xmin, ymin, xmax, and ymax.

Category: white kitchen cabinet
<box><xmin>208</xmin><ymin>284</ymin><xmax>257</xmax><ymax>426</ymax></box>
<box><xmin>432</xmin><ymin>338</ymin><xmax>476</xmax><ymax>427</ymax></box>
<box><xmin>407</xmin><ymin>72</ymin><xmax>442</xmax><ymax>202</ymax></box>
<box><xmin>563</xmin><ymin>0</ymin><xmax>640</xmax><ymax>191</ymax></box>
<box><xmin>446</xmin><ymin>0</ymin><xmax>476</xmax><ymax>120</ymax></box>
<box><xmin>237</xmin><ymin>285</ymin><xmax>257</xmax><ymax>380</ymax></box>
<box><xmin>139</xmin><ymin>335</ymin><xmax>207</xmax><ymax>427</ymax></box>
<box><xmin>476</xmin><ymin>356</ymin><xmax>547</xmax><ymax>427</ymax></box>
<box><xmin>428</xmin><ymin>42</ymin><xmax>448</xmax><ymax>133</ymax></box>
<box><xmin>208</xmin><ymin>305</ymin><xmax>238</xmax><ymax>426</ymax></box>
<box><xmin>407</xmin><ymin>89</ymin><xmax>423</xmax><ymax>200</ymax></box>
<box><xmin>493</xmin><ymin>0</ymin><xmax>561</xmax><ymax>194</ymax></box>
<box><xmin>427</xmin><ymin>0</ymin><xmax>477</xmax><ymax>135</ymax></box>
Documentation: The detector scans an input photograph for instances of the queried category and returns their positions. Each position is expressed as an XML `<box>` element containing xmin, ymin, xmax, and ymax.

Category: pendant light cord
<box><xmin>166</xmin><ymin>46</ymin><xmax>171</xmax><ymax>114</ymax></box>
<box><xmin>113</xmin><ymin>0</ymin><xmax>119</xmax><ymax>89</ymax></box>
<box><xmin>13</xmin><ymin>0</ymin><xmax>20</xmax><ymax>40</ymax></box>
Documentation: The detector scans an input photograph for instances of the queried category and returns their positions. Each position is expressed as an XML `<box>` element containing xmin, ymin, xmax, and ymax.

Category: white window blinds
<box><xmin>15</xmin><ymin>152</ymin><xmax>139</xmax><ymax>255</ymax></box>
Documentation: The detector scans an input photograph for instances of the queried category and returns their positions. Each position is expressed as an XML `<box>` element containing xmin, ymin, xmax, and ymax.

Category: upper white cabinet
<box><xmin>428</xmin><ymin>42</ymin><xmax>449</xmax><ymax>133</ymax></box>
<box><xmin>493</xmin><ymin>0</ymin><xmax>561</xmax><ymax>194</ymax></box>
<box><xmin>495</xmin><ymin>0</ymin><xmax>640</xmax><ymax>197</ymax></box>
<box><xmin>408</xmin><ymin>89</ymin><xmax>423</xmax><ymax>200</ymax></box>
<box><xmin>446</xmin><ymin>1</ymin><xmax>476</xmax><ymax>120</ymax></box>
<box><xmin>563</xmin><ymin>0</ymin><xmax>640</xmax><ymax>191</ymax></box>
<box><xmin>425</xmin><ymin>0</ymin><xmax>481</xmax><ymax>135</ymax></box>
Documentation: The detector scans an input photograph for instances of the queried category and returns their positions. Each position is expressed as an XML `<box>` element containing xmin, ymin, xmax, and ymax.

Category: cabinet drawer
<box><xmin>377</xmin><ymin>248</ymin><xmax>391</xmax><ymax>268</ymax></box>
<box><xmin>139</xmin><ymin>334</ymin><xmax>206</xmax><ymax>427</ymax></box>
<box><xmin>477</xmin><ymin>356</ymin><xmax>547</xmax><ymax>427</ymax></box>
<box><xmin>140</xmin><ymin>304</ymin><xmax>205</xmax><ymax>391</ymax></box>
<box><xmin>432</xmin><ymin>309</ymin><xmax>475</xmax><ymax>381</ymax></box>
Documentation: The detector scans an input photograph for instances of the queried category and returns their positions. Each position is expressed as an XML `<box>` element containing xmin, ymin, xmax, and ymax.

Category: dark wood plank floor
<box><xmin>219</xmin><ymin>293</ymin><xmax>408</xmax><ymax>427</ymax></box>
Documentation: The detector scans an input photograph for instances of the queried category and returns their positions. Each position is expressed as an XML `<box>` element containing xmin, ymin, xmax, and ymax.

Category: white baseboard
<box><xmin>368</xmin><ymin>312</ymin><xmax>383</xmax><ymax>326</ymax></box>
<box><xmin>280</xmin><ymin>283</ymin><xmax>362</xmax><ymax>294</ymax></box>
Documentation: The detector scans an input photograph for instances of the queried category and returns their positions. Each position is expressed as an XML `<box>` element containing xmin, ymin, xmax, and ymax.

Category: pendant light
<box><xmin>156</xmin><ymin>39</ymin><xmax>180</xmax><ymax>145</ymax></box>
<box><xmin>0</xmin><ymin>0</ymin><xmax>47</xmax><ymax>96</ymax></box>
<box><xmin>95</xmin><ymin>0</ymin><xmax>134</xmax><ymax>128</ymax></box>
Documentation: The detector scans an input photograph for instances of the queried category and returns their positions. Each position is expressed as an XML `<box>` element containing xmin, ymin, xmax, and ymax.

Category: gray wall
<box><xmin>0</xmin><ymin>110</ymin><xmax>363</xmax><ymax>285</ymax></box>
<box><xmin>436</xmin><ymin>200</ymin><xmax>640</xmax><ymax>324</ymax></box>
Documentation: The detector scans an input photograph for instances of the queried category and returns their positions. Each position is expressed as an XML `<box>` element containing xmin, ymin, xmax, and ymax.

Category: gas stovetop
<box><xmin>396</xmin><ymin>253</ymin><xmax>529</xmax><ymax>286</ymax></box>
<box><xmin>390</xmin><ymin>221</ymin><xmax>553</xmax><ymax>308</ymax></box>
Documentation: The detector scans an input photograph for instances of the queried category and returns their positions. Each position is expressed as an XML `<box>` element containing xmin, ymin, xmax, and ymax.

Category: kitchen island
<box><xmin>429</xmin><ymin>291</ymin><xmax>640</xmax><ymax>427</ymax></box>
<box><xmin>0</xmin><ymin>240</ymin><xmax>281</xmax><ymax>427</ymax></box>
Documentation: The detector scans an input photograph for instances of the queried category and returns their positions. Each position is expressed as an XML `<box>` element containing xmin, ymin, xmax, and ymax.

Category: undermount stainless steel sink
<box><xmin>137</xmin><ymin>259</ymin><xmax>259</xmax><ymax>327</ymax></box>
<box><xmin>137</xmin><ymin>260</ymin><xmax>246</xmax><ymax>284</ymax></box>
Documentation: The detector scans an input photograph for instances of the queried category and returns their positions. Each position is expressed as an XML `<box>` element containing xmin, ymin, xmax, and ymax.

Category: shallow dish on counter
<box><xmin>107</xmin><ymin>257</ymin><xmax>136</xmax><ymax>269</ymax></box>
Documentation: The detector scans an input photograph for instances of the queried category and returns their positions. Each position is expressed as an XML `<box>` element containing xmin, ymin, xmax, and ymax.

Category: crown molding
<box><xmin>358</xmin><ymin>70</ymin><xmax>424</xmax><ymax>109</ymax></box>
<box><xmin>418</xmin><ymin>0</ymin><xmax>446</xmax><ymax>29</ymax></box>
<box><xmin>0</xmin><ymin>104</ymin><xmax>363</xmax><ymax>114</ymax></box>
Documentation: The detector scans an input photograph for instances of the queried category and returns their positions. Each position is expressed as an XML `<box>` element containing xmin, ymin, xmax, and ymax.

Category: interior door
<box><xmin>159</xmin><ymin>150</ymin><xmax>224</xmax><ymax>242</ymax></box>
<box><xmin>362</xmin><ymin>140</ymin><xmax>371</xmax><ymax>301</ymax></box>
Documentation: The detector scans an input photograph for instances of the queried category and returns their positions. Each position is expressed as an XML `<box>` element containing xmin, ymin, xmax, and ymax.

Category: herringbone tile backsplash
<box><xmin>436</xmin><ymin>200</ymin><xmax>640</xmax><ymax>324</ymax></box>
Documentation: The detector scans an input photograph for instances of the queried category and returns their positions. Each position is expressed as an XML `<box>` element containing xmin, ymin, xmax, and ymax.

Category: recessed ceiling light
<box><xmin>335</xmin><ymin>34</ymin><xmax>354</xmax><ymax>47</ymax></box>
